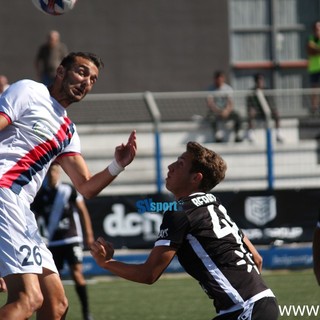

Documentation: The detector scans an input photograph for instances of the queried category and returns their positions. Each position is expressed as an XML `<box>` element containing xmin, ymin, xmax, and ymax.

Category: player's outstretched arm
<box><xmin>59</xmin><ymin>130</ymin><xmax>137</xmax><ymax>199</ymax></box>
<box><xmin>90</xmin><ymin>237</ymin><xmax>176</xmax><ymax>284</ymax></box>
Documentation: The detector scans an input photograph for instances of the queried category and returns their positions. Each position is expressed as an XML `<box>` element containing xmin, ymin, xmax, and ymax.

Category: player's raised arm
<box><xmin>58</xmin><ymin>130</ymin><xmax>137</xmax><ymax>199</ymax></box>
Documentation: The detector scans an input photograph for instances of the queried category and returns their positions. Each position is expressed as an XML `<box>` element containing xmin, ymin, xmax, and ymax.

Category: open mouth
<box><xmin>73</xmin><ymin>86</ymin><xmax>84</xmax><ymax>96</ymax></box>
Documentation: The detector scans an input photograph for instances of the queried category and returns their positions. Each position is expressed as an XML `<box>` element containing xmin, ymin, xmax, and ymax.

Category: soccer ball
<box><xmin>31</xmin><ymin>0</ymin><xmax>78</xmax><ymax>16</ymax></box>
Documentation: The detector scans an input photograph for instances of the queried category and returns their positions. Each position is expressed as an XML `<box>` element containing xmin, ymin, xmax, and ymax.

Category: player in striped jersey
<box><xmin>0</xmin><ymin>52</ymin><xmax>137</xmax><ymax>320</ymax></box>
<box><xmin>90</xmin><ymin>142</ymin><xmax>278</xmax><ymax>320</ymax></box>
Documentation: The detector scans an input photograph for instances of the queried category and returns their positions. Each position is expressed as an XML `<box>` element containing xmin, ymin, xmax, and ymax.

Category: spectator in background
<box><xmin>307</xmin><ymin>21</ymin><xmax>320</xmax><ymax>115</ymax></box>
<box><xmin>35</xmin><ymin>30</ymin><xmax>68</xmax><ymax>86</ymax></box>
<box><xmin>246</xmin><ymin>73</ymin><xmax>283</xmax><ymax>143</ymax></box>
<box><xmin>32</xmin><ymin>163</ymin><xmax>95</xmax><ymax>320</ymax></box>
<box><xmin>0</xmin><ymin>75</ymin><xmax>9</xmax><ymax>96</ymax></box>
<box><xmin>206</xmin><ymin>71</ymin><xmax>243</xmax><ymax>143</ymax></box>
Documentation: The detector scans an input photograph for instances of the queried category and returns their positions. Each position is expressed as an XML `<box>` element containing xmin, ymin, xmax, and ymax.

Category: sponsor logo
<box><xmin>245</xmin><ymin>196</ymin><xmax>276</xmax><ymax>226</ymax></box>
<box><xmin>158</xmin><ymin>228</ymin><xmax>169</xmax><ymax>238</ymax></box>
<box><xmin>103</xmin><ymin>203</ymin><xmax>163</xmax><ymax>241</ymax></box>
<box><xmin>135</xmin><ymin>198</ymin><xmax>178</xmax><ymax>214</ymax></box>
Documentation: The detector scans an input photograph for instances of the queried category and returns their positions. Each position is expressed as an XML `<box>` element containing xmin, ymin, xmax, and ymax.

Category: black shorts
<box><xmin>49</xmin><ymin>242</ymin><xmax>84</xmax><ymax>271</ymax></box>
<box><xmin>213</xmin><ymin>297</ymin><xmax>279</xmax><ymax>320</ymax></box>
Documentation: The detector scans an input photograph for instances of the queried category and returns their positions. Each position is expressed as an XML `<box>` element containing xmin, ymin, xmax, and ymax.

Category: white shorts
<box><xmin>0</xmin><ymin>188</ymin><xmax>58</xmax><ymax>277</ymax></box>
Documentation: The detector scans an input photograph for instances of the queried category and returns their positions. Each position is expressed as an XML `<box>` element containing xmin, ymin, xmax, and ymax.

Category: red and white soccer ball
<box><xmin>31</xmin><ymin>0</ymin><xmax>78</xmax><ymax>16</ymax></box>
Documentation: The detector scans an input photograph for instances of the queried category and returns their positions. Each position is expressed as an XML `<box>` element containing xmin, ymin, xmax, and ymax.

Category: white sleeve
<box><xmin>0</xmin><ymin>81</ymin><xmax>32</xmax><ymax>122</ymax></box>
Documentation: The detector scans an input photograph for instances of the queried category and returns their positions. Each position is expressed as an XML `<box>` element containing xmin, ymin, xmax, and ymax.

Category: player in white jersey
<box><xmin>90</xmin><ymin>142</ymin><xmax>278</xmax><ymax>320</ymax></box>
<box><xmin>0</xmin><ymin>52</ymin><xmax>137</xmax><ymax>320</ymax></box>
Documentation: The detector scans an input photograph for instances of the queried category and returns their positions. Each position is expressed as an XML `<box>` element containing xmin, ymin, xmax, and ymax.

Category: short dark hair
<box><xmin>186</xmin><ymin>141</ymin><xmax>227</xmax><ymax>191</ymax></box>
<box><xmin>60</xmin><ymin>52</ymin><xmax>104</xmax><ymax>70</ymax></box>
<box><xmin>254</xmin><ymin>73</ymin><xmax>264</xmax><ymax>83</ymax></box>
<box><xmin>214</xmin><ymin>71</ymin><xmax>225</xmax><ymax>79</ymax></box>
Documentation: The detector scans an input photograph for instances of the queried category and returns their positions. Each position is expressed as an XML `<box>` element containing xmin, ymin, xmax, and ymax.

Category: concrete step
<box><xmin>59</xmin><ymin>120</ymin><xmax>320</xmax><ymax>195</ymax></box>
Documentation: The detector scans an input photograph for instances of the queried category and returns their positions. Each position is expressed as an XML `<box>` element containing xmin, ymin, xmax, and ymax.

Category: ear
<box><xmin>56</xmin><ymin>65</ymin><xmax>65</xmax><ymax>78</ymax></box>
<box><xmin>192</xmin><ymin>172</ymin><xmax>203</xmax><ymax>186</ymax></box>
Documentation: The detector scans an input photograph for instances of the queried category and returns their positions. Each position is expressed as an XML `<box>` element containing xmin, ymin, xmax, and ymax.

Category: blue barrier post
<box><xmin>256</xmin><ymin>89</ymin><xmax>274</xmax><ymax>190</ymax></box>
<box><xmin>266</xmin><ymin>127</ymin><xmax>274</xmax><ymax>190</ymax></box>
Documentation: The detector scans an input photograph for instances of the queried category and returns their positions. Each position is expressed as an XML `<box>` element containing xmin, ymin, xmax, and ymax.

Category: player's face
<box><xmin>166</xmin><ymin>152</ymin><xmax>198</xmax><ymax>199</ymax></box>
<box><xmin>60</xmin><ymin>57</ymin><xmax>99</xmax><ymax>104</ymax></box>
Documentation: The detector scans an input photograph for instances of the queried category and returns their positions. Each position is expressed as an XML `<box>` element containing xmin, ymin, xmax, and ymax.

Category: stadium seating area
<box><xmin>62</xmin><ymin>89</ymin><xmax>320</xmax><ymax>195</ymax></box>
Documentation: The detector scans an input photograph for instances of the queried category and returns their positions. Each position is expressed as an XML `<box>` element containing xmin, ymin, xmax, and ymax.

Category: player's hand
<box><xmin>0</xmin><ymin>277</ymin><xmax>7</xmax><ymax>293</ymax></box>
<box><xmin>114</xmin><ymin>130</ymin><xmax>137</xmax><ymax>168</ymax></box>
<box><xmin>90</xmin><ymin>237</ymin><xmax>115</xmax><ymax>267</ymax></box>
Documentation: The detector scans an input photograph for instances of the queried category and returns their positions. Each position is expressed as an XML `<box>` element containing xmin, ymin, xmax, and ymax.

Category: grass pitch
<box><xmin>0</xmin><ymin>269</ymin><xmax>319</xmax><ymax>319</ymax></box>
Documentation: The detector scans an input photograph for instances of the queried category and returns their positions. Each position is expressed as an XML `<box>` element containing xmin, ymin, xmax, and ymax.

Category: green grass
<box><xmin>0</xmin><ymin>269</ymin><xmax>319</xmax><ymax>319</ymax></box>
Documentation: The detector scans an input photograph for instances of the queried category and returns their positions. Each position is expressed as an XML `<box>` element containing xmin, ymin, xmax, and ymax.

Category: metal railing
<box><xmin>68</xmin><ymin>88</ymin><xmax>320</xmax><ymax>193</ymax></box>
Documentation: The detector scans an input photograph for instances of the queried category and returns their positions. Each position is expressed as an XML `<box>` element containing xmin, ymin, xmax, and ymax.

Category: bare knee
<box><xmin>24</xmin><ymin>289</ymin><xmax>44</xmax><ymax>315</ymax></box>
<box><xmin>37</xmin><ymin>269</ymin><xmax>69</xmax><ymax>319</ymax></box>
<box><xmin>5</xmin><ymin>274</ymin><xmax>44</xmax><ymax>317</ymax></box>
<box><xmin>47</xmin><ymin>296</ymin><xmax>68</xmax><ymax>320</ymax></box>
<box><xmin>57</xmin><ymin>295</ymin><xmax>69</xmax><ymax>318</ymax></box>
<box><xmin>4</xmin><ymin>288</ymin><xmax>44</xmax><ymax>318</ymax></box>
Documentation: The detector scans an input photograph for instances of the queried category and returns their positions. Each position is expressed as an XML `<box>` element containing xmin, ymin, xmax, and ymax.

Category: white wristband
<box><xmin>108</xmin><ymin>159</ymin><xmax>125</xmax><ymax>176</ymax></box>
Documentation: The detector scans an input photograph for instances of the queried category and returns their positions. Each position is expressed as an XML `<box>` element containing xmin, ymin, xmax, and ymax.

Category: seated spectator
<box><xmin>206</xmin><ymin>71</ymin><xmax>243</xmax><ymax>143</ymax></box>
<box><xmin>246</xmin><ymin>73</ymin><xmax>283</xmax><ymax>143</ymax></box>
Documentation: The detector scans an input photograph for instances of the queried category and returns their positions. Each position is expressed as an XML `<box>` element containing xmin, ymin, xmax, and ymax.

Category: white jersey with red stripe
<box><xmin>0</xmin><ymin>79</ymin><xmax>81</xmax><ymax>204</ymax></box>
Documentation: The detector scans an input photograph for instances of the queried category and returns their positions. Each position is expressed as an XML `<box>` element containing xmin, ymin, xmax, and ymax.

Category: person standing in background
<box><xmin>32</xmin><ymin>163</ymin><xmax>95</xmax><ymax>320</ymax></box>
<box><xmin>35</xmin><ymin>30</ymin><xmax>69</xmax><ymax>86</ymax></box>
<box><xmin>307</xmin><ymin>21</ymin><xmax>320</xmax><ymax>114</ymax></box>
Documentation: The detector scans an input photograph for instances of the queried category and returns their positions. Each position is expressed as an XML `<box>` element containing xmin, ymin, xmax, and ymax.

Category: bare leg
<box><xmin>0</xmin><ymin>273</ymin><xmax>43</xmax><ymax>320</ymax></box>
<box><xmin>36</xmin><ymin>268</ymin><xmax>68</xmax><ymax>320</ymax></box>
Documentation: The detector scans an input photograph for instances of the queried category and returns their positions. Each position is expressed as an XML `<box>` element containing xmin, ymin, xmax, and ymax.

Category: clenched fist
<box><xmin>90</xmin><ymin>237</ymin><xmax>115</xmax><ymax>267</ymax></box>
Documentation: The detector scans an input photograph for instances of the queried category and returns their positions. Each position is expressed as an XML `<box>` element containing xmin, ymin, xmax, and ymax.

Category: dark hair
<box><xmin>60</xmin><ymin>52</ymin><xmax>104</xmax><ymax>70</ymax></box>
<box><xmin>254</xmin><ymin>73</ymin><xmax>264</xmax><ymax>83</ymax></box>
<box><xmin>186</xmin><ymin>141</ymin><xmax>227</xmax><ymax>191</ymax></box>
<box><xmin>214</xmin><ymin>70</ymin><xmax>225</xmax><ymax>79</ymax></box>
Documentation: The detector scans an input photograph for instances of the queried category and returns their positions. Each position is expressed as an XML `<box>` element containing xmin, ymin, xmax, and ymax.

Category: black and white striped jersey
<box><xmin>154</xmin><ymin>192</ymin><xmax>271</xmax><ymax>313</ymax></box>
<box><xmin>31</xmin><ymin>183</ymin><xmax>83</xmax><ymax>246</ymax></box>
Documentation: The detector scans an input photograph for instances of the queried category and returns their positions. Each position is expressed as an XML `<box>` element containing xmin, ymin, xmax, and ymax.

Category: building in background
<box><xmin>0</xmin><ymin>0</ymin><xmax>319</xmax><ymax>93</ymax></box>
<box><xmin>229</xmin><ymin>0</ymin><xmax>319</xmax><ymax>90</ymax></box>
